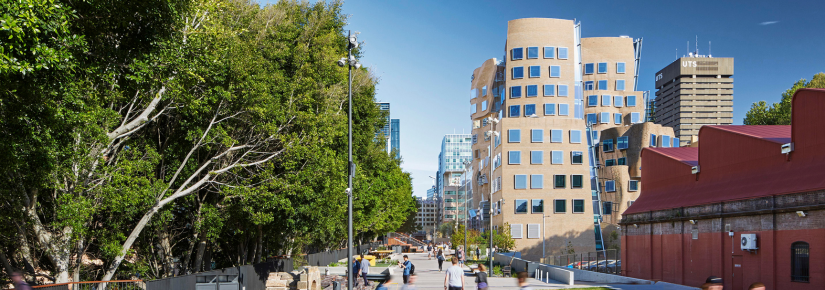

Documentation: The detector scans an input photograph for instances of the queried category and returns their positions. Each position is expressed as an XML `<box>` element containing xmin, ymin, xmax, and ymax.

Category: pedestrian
<box><xmin>748</xmin><ymin>282</ymin><xmax>765</xmax><ymax>290</ymax></box>
<box><xmin>444</xmin><ymin>257</ymin><xmax>465</xmax><ymax>290</ymax></box>
<box><xmin>359</xmin><ymin>254</ymin><xmax>370</xmax><ymax>287</ymax></box>
<box><xmin>475</xmin><ymin>264</ymin><xmax>488</xmax><ymax>290</ymax></box>
<box><xmin>437</xmin><ymin>249</ymin><xmax>446</xmax><ymax>272</ymax></box>
<box><xmin>11</xmin><ymin>271</ymin><xmax>32</xmax><ymax>290</ymax></box>
<box><xmin>428</xmin><ymin>244</ymin><xmax>433</xmax><ymax>260</ymax></box>
<box><xmin>401</xmin><ymin>274</ymin><xmax>417</xmax><ymax>290</ymax></box>
<box><xmin>376</xmin><ymin>275</ymin><xmax>392</xmax><ymax>290</ymax></box>
<box><xmin>352</xmin><ymin>257</ymin><xmax>361</xmax><ymax>285</ymax></box>
<box><xmin>703</xmin><ymin>276</ymin><xmax>723</xmax><ymax>290</ymax></box>
<box><xmin>399</xmin><ymin>254</ymin><xmax>413</xmax><ymax>284</ymax></box>
<box><xmin>476</xmin><ymin>247</ymin><xmax>480</xmax><ymax>260</ymax></box>
<box><xmin>517</xmin><ymin>271</ymin><xmax>530</xmax><ymax>290</ymax></box>
<box><xmin>456</xmin><ymin>247</ymin><xmax>464</xmax><ymax>267</ymax></box>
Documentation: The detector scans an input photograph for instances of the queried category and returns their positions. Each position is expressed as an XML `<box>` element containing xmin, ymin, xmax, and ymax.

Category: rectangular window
<box><xmin>554</xmin><ymin>199</ymin><xmax>566</xmax><ymax>213</ymax></box>
<box><xmin>571</xmin><ymin>151</ymin><xmax>583</xmax><ymax>164</ymax></box>
<box><xmin>600</xmin><ymin>112</ymin><xmax>610</xmax><ymax>124</ymax></box>
<box><xmin>471</xmin><ymin>104</ymin><xmax>477</xmax><ymax>114</ymax></box>
<box><xmin>558</xmin><ymin>85</ymin><xmax>569</xmax><ymax>97</ymax></box>
<box><xmin>571</xmin><ymin>175</ymin><xmax>583</xmax><ymax>188</ymax></box>
<box><xmin>598</xmin><ymin>62</ymin><xmax>607</xmax><ymax>74</ymax></box>
<box><xmin>605</xmin><ymin>180</ymin><xmax>616</xmax><ymax>192</ymax></box>
<box><xmin>603</xmin><ymin>139</ymin><xmax>614</xmax><ymax>152</ymax></box>
<box><xmin>554</xmin><ymin>175</ymin><xmax>566</xmax><ymax>188</ymax></box>
<box><xmin>544</xmin><ymin>103</ymin><xmax>556</xmax><ymax>115</ymax></box>
<box><xmin>529</xmin><ymin>66</ymin><xmax>541</xmax><ymax>78</ymax></box>
<box><xmin>544</xmin><ymin>84</ymin><xmax>555</xmax><ymax>96</ymax></box>
<box><xmin>550</xmin><ymin>129</ymin><xmax>563</xmax><ymax>143</ymax></box>
<box><xmin>508</xmin><ymin>129</ymin><xmax>521</xmax><ymax>143</ymax></box>
<box><xmin>614</xmin><ymin>96</ymin><xmax>624</xmax><ymax>107</ymax></box>
<box><xmin>531</xmin><ymin>150</ymin><xmax>543</xmax><ymax>164</ymax></box>
<box><xmin>662</xmin><ymin>135</ymin><xmax>671</xmax><ymax>148</ymax></box>
<box><xmin>673</xmin><ymin>138</ymin><xmax>680</xmax><ymax>147</ymax></box>
<box><xmin>573</xmin><ymin>200</ymin><xmax>585</xmax><ymax>213</ymax></box>
<box><xmin>514</xmin><ymin>175</ymin><xmax>527</xmax><ymax>190</ymax></box>
<box><xmin>550</xmin><ymin>66</ymin><xmax>561</xmax><ymax>78</ymax></box>
<box><xmin>617</xmin><ymin>136</ymin><xmax>629</xmax><ymax>149</ymax></box>
<box><xmin>614</xmin><ymin>113</ymin><xmax>622</xmax><ymax>124</ymax></box>
<box><xmin>544</xmin><ymin>46</ymin><xmax>555</xmax><ymax>58</ymax></box>
<box><xmin>605</xmin><ymin>159</ymin><xmax>615</xmax><ymax>166</ymax></box>
<box><xmin>629</xmin><ymin>180</ymin><xmax>639</xmax><ymax>191</ymax></box>
<box><xmin>510</xmin><ymin>86</ymin><xmax>522</xmax><ymax>98</ymax></box>
<box><xmin>587</xmin><ymin>113</ymin><xmax>597</xmax><ymax>124</ymax></box>
<box><xmin>512</xmin><ymin>67</ymin><xmax>524</xmax><ymax>79</ymax></box>
<box><xmin>508</xmin><ymin>151</ymin><xmax>521</xmax><ymax>165</ymax></box>
<box><xmin>508</xmin><ymin>105</ymin><xmax>520</xmax><ymax>118</ymax></box>
<box><xmin>631</xmin><ymin>112</ymin><xmax>641</xmax><ymax>123</ymax></box>
<box><xmin>598</xmin><ymin>80</ymin><xmax>608</xmax><ymax>90</ymax></box>
<box><xmin>524</xmin><ymin>104</ymin><xmax>536</xmax><ymax>116</ymax></box>
<box><xmin>602</xmin><ymin>95</ymin><xmax>612</xmax><ymax>106</ymax></box>
<box><xmin>617</xmin><ymin>62</ymin><xmax>626</xmax><ymax>73</ymax></box>
<box><xmin>551</xmin><ymin>150</ymin><xmax>563</xmax><ymax>164</ymax></box>
<box><xmin>511</xmin><ymin>48</ymin><xmax>523</xmax><ymax>60</ymax></box>
<box><xmin>585</xmin><ymin>63</ymin><xmax>595</xmax><ymax>74</ymax></box>
<box><xmin>616</xmin><ymin>80</ymin><xmax>626</xmax><ymax>91</ymax></box>
<box><xmin>588</xmin><ymin>95</ymin><xmax>598</xmax><ymax>106</ymax></box>
<box><xmin>526</xmin><ymin>85</ymin><xmax>538</xmax><ymax>97</ymax></box>
<box><xmin>584</xmin><ymin>81</ymin><xmax>594</xmax><ymax>91</ymax></box>
<box><xmin>482</xmin><ymin>86</ymin><xmax>487</xmax><ymax>96</ymax></box>
<box><xmin>532</xmin><ymin>199</ymin><xmax>544</xmax><ymax>213</ymax></box>
<box><xmin>481</xmin><ymin>101</ymin><xmax>488</xmax><ymax>111</ymax></box>
<box><xmin>570</xmin><ymin>130</ymin><xmax>582</xmax><ymax>143</ymax></box>
<box><xmin>531</xmin><ymin>129</ymin><xmax>543</xmax><ymax>143</ymax></box>
<box><xmin>527</xmin><ymin>47</ymin><xmax>539</xmax><ymax>59</ymax></box>
<box><xmin>626</xmin><ymin>95</ymin><xmax>637</xmax><ymax>107</ymax></box>
<box><xmin>603</xmin><ymin>202</ymin><xmax>613</xmax><ymax>215</ymax></box>
<box><xmin>650</xmin><ymin>134</ymin><xmax>657</xmax><ymax>147</ymax></box>
<box><xmin>515</xmin><ymin>200</ymin><xmax>528</xmax><ymax>214</ymax></box>
<box><xmin>558</xmin><ymin>103</ymin><xmax>569</xmax><ymax>116</ymax></box>
<box><xmin>617</xmin><ymin>157</ymin><xmax>627</xmax><ymax>165</ymax></box>
<box><xmin>558</xmin><ymin>47</ymin><xmax>568</xmax><ymax>59</ymax></box>
<box><xmin>471</xmin><ymin>89</ymin><xmax>478</xmax><ymax>99</ymax></box>
<box><xmin>531</xmin><ymin>174</ymin><xmax>543</xmax><ymax>189</ymax></box>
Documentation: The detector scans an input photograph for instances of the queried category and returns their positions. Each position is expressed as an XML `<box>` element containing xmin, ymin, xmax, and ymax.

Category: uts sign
<box><xmin>682</xmin><ymin>60</ymin><xmax>698</xmax><ymax>67</ymax></box>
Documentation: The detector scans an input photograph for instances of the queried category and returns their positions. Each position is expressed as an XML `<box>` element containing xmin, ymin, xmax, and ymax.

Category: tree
<box><xmin>744</xmin><ymin>73</ymin><xmax>825</xmax><ymax>125</ymax></box>
<box><xmin>396</xmin><ymin>196</ymin><xmax>422</xmax><ymax>234</ymax></box>
<box><xmin>493</xmin><ymin>223</ymin><xmax>516</xmax><ymax>252</ymax></box>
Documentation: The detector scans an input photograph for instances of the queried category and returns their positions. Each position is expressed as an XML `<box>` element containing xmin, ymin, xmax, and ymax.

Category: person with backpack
<box><xmin>475</xmin><ymin>264</ymin><xmax>488</xmax><ymax>290</ymax></box>
<box><xmin>351</xmin><ymin>257</ymin><xmax>361</xmax><ymax>285</ymax></box>
<box><xmin>399</xmin><ymin>255</ymin><xmax>414</xmax><ymax>284</ymax></box>
<box><xmin>437</xmin><ymin>249</ymin><xmax>445</xmax><ymax>272</ymax></box>
<box><xmin>456</xmin><ymin>247</ymin><xmax>464</xmax><ymax>267</ymax></box>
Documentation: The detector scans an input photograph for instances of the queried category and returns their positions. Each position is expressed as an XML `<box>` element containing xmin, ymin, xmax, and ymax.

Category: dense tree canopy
<box><xmin>744</xmin><ymin>73</ymin><xmax>825</xmax><ymax>125</ymax></box>
<box><xmin>0</xmin><ymin>0</ymin><xmax>414</xmax><ymax>284</ymax></box>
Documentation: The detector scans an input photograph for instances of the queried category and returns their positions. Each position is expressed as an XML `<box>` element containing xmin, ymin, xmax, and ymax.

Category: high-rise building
<box><xmin>391</xmin><ymin>119</ymin><xmax>400</xmax><ymax>159</ymax></box>
<box><xmin>653</xmin><ymin>56</ymin><xmax>733</xmax><ymax>146</ymax></box>
<box><xmin>426</xmin><ymin>186</ymin><xmax>437</xmax><ymax>200</ymax></box>
<box><xmin>415</xmin><ymin>197</ymin><xmax>439</xmax><ymax>236</ymax></box>
<box><xmin>439</xmin><ymin>134</ymin><xmax>472</xmax><ymax>224</ymax></box>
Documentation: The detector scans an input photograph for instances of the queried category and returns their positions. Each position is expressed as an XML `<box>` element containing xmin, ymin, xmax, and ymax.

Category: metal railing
<box><xmin>32</xmin><ymin>280</ymin><xmax>145</xmax><ymax>290</ymax></box>
<box><xmin>548</xmin><ymin>249</ymin><xmax>621</xmax><ymax>275</ymax></box>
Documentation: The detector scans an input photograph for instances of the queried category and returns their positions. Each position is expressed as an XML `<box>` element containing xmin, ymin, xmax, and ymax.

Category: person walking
<box><xmin>476</xmin><ymin>247</ymin><xmax>480</xmax><ymax>260</ymax></box>
<box><xmin>11</xmin><ymin>271</ymin><xmax>33</xmax><ymax>290</ymax></box>
<box><xmin>351</xmin><ymin>257</ymin><xmax>361</xmax><ymax>286</ymax></box>
<box><xmin>376</xmin><ymin>275</ymin><xmax>392</xmax><ymax>290</ymax></box>
<box><xmin>437</xmin><ymin>249</ymin><xmax>446</xmax><ymax>272</ymax></box>
<box><xmin>428</xmin><ymin>244</ymin><xmax>433</xmax><ymax>260</ymax></box>
<box><xmin>359</xmin><ymin>254</ymin><xmax>370</xmax><ymax>287</ymax></box>
<box><xmin>456</xmin><ymin>247</ymin><xmax>464</xmax><ymax>267</ymax></box>
<box><xmin>517</xmin><ymin>272</ymin><xmax>531</xmax><ymax>290</ymax></box>
<box><xmin>401</xmin><ymin>274</ymin><xmax>417</xmax><ymax>290</ymax></box>
<box><xmin>399</xmin><ymin>255</ymin><xmax>413</xmax><ymax>284</ymax></box>
<box><xmin>444</xmin><ymin>257</ymin><xmax>465</xmax><ymax>290</ymax></box>
<box><xmin>475</xmin><ymin>264</ymin><xmax>488</xmax><ymax>290</ymax></box>
<box><xmin>748</xmin><ymin>282</ymin><xmax>765</xmax><ymax>290</ymax></box>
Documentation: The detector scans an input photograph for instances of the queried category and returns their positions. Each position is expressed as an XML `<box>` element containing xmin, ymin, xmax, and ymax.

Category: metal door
<box><xmin>732</xmin><ymin>255</ymin><xmax>743</xmax><ymax>290</ymax></box>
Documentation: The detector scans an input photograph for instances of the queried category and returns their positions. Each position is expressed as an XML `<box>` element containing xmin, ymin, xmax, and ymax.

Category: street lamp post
<box><xmin>337</xmin><ymin>30</ymin><xmax>361</xmax><ymax>290</ymax></box>
<box><xmin>486</xmin><ymin>115</ymin><xmax>500</xmax><ymax>277</ymax></box>
<box><xmin>462</xmin><ymin>160</ymin><xmax>472</xmax><ymax>259</ymax></box>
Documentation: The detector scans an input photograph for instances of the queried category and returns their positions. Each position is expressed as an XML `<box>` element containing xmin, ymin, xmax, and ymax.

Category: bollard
<box><xmin>333</xmin><ymin>281</ymin><xmax>340</xmax><ymax>290</ymax></box>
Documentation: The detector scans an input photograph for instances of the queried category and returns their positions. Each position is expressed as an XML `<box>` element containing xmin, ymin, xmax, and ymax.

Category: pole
<box><xmin>346</xmin><ymin>30</ymin><xmax>353</xmax><ymax>290</ymax></box>
<box><xmin>463</xmin><ymin>164</ymin><xmax>468</xmax><ymax>259</ymax></box>
<box><xmin>488</xmin><ymin>116</ymin><xmax>495</xmax><ymax>277</ymax></box>
<box><xmin>542</xmin><ymin>213</ymin><xmax>545</xmax><ymax>263</ymax></box>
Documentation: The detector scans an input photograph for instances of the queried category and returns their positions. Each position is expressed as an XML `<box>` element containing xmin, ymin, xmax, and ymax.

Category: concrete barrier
<box><xmin>493</xmin><ymin>253</ymin><xmax>652</xmax><ymax>285</ymax></box>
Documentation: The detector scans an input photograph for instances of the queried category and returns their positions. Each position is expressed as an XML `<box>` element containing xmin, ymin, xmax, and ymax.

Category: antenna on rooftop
<box><xmin>709</xmin><ymin>41</ymin><xmax>712</xmax><ymax>57</ymax></box>
<box><xmin>695</xmin><ymin>35</ymin><xmax>698</xmax><ymax>55</ymax></box>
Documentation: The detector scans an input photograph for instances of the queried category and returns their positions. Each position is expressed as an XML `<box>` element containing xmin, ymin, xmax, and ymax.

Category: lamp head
<box><xmin>337</xmin><ymin>58</ymin><xmax>347</xmax><ymax>67</ymax></box>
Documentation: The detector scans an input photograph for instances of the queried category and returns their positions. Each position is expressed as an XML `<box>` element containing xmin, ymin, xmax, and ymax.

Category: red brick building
<box><xmin>620</xmin><ymin>89</ymin><xmax>825</xmax><ymax>290</ymax></box>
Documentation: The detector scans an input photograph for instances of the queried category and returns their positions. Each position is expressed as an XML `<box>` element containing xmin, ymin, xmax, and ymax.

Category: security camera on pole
<box><xmin>337</xmin><ymin>30</ymin><xmax>360</xmax><ymax>290</ymax></box>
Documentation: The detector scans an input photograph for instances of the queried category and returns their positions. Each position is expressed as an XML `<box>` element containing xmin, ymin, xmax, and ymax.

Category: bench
<box><xmin>501</xmin><ymin>255</ymin><xmax>515</xmax><ymax>276</ymax></box>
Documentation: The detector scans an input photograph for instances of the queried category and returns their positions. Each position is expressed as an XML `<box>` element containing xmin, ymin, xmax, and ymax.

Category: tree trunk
<box><xmin>254</xmin><ymin>225</ymin><xmax>263</xmax><ymax>264</ymax></box>
<box><xmin>192</xmin><ymin>234</ymin><xmax>207</xmax><ymax>272</ymax></box>
<box><xmin>0</xmin><ymin>252</ymin><xmax>14</xmax><ymax>277</ymax></box>
<box><xmin>73</xmin><ymin>239</ymin><xmax>84</xmax><ymax>282</ymax></box>
<box><xmin>203</xmin><ymin>243</ymin><xmax>212</xmax><ymax>271</ymax></box>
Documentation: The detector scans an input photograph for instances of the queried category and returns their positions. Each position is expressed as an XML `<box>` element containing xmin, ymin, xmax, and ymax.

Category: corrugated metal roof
<box><xmin>625</xmin><ymin>89</ymin><xmax>825</xmax><ymax>215</ymax></box>
<box><xmin>708</xmin><ymin>125</ymin><xmax>792</xmax><ymax>144</ymax></box>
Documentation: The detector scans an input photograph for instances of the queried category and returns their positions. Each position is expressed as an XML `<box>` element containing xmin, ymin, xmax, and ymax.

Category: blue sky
<box><xmin>320</xmin><ymin>0</ymin><xmax>825</xmax><ymax>197</ymax></box>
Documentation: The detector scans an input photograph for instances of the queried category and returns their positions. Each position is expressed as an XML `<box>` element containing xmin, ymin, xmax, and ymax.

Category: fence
<box><xmin>32</xmin><ymin>280</ymin><xmax>145</xmax><ymax>290</ymax></box>
<box><xmin>304</xmin><ymin>242</ymin><xmax>382</xmax><ymax>267</ymax></box>
<box><xmin>548</xmin><ymin>249</ymin><xmax>621</xmax><ymax>275</ymax></box>
<box><xmin>144</xmin><ymin>260</ymin><xmax>287</xmax><ymax>290</ymax></box>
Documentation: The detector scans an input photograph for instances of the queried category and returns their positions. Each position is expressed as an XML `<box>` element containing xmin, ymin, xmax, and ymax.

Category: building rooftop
<box><xmin>625</xmin><ymin>89</ymin><xmax>825</xmax><ymax>215</ymax></box>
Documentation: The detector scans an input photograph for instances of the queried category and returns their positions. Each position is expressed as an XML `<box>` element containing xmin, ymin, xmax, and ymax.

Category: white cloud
<box><xmin>760</xmin><ymin>21</ymin><xmax>779</xmax><ymax>25</ymax></box>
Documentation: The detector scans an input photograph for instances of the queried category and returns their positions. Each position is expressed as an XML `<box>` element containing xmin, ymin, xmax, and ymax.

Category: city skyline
<box><xmin>333</xmin><ymin>0</ymin><xmax>825</xmax><ymax>198</ymax></box>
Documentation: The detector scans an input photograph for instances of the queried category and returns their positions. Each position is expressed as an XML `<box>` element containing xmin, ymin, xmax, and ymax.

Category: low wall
<box><xmin>493</xmin><ymin>253</ymin><xmax>652</xmax><ymax>285</ymax></box>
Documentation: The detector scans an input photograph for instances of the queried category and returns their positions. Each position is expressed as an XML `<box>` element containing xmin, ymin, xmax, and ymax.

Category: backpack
<box><xmin>409</xmin><ymin>263</ymin><xmax>415</xmax><ymax>275</ymax></box>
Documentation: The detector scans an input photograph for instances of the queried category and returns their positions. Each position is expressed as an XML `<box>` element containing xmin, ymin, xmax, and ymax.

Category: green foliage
<box><xmin>744</xmin><ymin>73</ymin><xmax>825</xmax><ymax>125</ymax></box>
<box><xmin>494</xmin><ymin>223</ymin><xmax>516</xmax><ymax>252</ymax></box>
